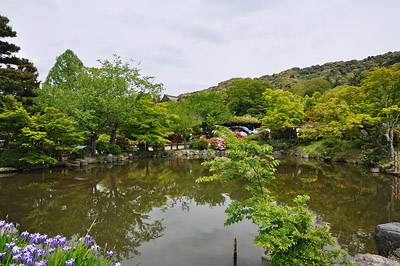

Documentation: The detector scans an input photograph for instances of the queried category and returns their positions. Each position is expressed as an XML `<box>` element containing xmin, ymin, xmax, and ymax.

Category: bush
<box><xmin>199</xmin><ymin>136</ymin><xmax>209</xmax><ymax>150</ymax></box>
<box><xmin>258</xmin><ymin>126</ymin><xmax>270</xmax><ymax>140</ymax></box>
<box><xmin>116</xmin><ymin>137</ymin><xmax>130</xmax><ymax>152</ymax></box>
<box><xmin>0</xmin><ymin>149</ymin><xmax>26</xmax><ymax>168</ymax></box>
<box><xmin>189</xmin><ymin>136</ymin><xmax>209</xmax><ymax>150</ymax></box>
<box><xmin>96</xmin><ymin>134</ymin><xmax>110</xmax><ymax>154</ymax></box>
<box><xmin>209</xmin><ymin>137</ymin><xmax>226</xmax><ymax>150</ymax></box>
<box><xmin>106</xmin><ymin>144</ymin><xmax>121</xmax><ymax>155</ymax></box>
<box><xmin>69</xmin><ymin>148</ymin><xmax>87</xmax><ymax>160</ymax></box>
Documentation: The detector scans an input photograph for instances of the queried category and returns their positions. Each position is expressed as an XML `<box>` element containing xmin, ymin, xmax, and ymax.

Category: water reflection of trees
<box><xmin>0</xmin><ymin>158</ymin><xmax>249</xmax><ymax>260</ymax></box>
<box><xmin>271</xmin><ymin>158</ymin><xmax>400</xmax><ymax>255</ymax></box>
<box><xmin>5</xmin><ymin>158</ymin><xmax>395</xmax><ymax>257</ymax></box>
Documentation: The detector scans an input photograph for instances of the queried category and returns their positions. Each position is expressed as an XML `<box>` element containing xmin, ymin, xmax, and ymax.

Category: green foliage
<box><xmin>167</xmin><ymin>99</ymin><xmax>202</xmax><ymax>148</ymax></box>
<box><xmin>96</xmin><ymin>134</ymin><xmax>110</xmax><ymax>153</ymax></box>
<box><xmin>187</xmin><ymin>91</ymin><xmax>232</xmax><ymax>133</ymax></box>
<box><xmin>189</xmin><ymin>136</ymin><xmax>209</xmax><ymax>150</ymax></box>
<box><xmin>106</xmin><ymin>144</ymin><xmax>122</xmax><ymax>155</ymax></box>
<box><xmin>121</xmin><ymin>96</ymin><xmax>173</xmax><ymax>150</ymax></box>
<box><xmin>257</xmin><ymin>126</ymin><xmax>270</xmax><ymax>140</ymax></box>
<box><xmin>0</xmin><ymin>15</ymin><xmax>39</xmax><ymax>108</ymax></box>
<box><xmin>69</xmin><ymin>148</ymin><xmax>87</xmax><ymax>160</ymax></box>
<box><xmin>0</xmin><ymin>149</ymin><xmax>26</xmax><ymax>168</ymax></box>
<box><xmin>36</xmin><ymin>52</ymin><xmax>164</xmax><ymax>155</ymax></box>
<box><xmin>226</xmin><ymin>78</ymin><xmax>272</xmax><ymax>116</ymax></box>
<box><xmin>291</xmin><ymin>77</ymin><xmax>331</xmax><ymax>97</ymax></box>
<box><xmin>261</xmin><ymin>89</ymin><xmax>304</xmax><ymax>131</ymax></box>
<box><xmin>0</xmin><ymin>96</ymin><xmax>84</xmax><ymax>166</ymax></box>
<box><xmin>197</xmin><ymin>127</ymin><xmax>352</xmax><ymax>265</ymax></box>
<box><xmin>258</xmin><ymin>51</ymin><xmax>400</xmax><ymax>91</ymax></box>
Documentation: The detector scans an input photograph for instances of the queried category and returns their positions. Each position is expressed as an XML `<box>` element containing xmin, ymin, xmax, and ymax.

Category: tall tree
<box><xmin>120</xmin><ymin>96</ymin><xmax>173</xmax><ymax>151</ymax></box>
<box><xmin>226</xmin><ymin>78</ymin><xmax>272</xmax><ymax>116</ymax></box>
<box><xmin>167</xmin><ymin>99</ymin><xmax>202</xmax><ymax>148</ymax></box>
<box><xmin>36</xmin><ymin>53</ymin><xmax>163</xmax><ymax>154</ymax></box>
<box><xmin>361</xmin><ymin>65</ymin><xmax>400</xmax><ymax>161</ymax></box>
<box><xmin>0</xmin><ymin>95</ymin><xmax>31</xmax><ymax>149</ymax></box>
<box><xmin>0</xmin><ymin>15</ymin><xmax>39</xmax><ymax>107</ymax></box>
<box><xmin>261</xmin><ymin>89</ymin><xmax>304</xmax><ymax>131</ymax></box>
<box><xmin>35</xmin><ymin>49</ymin><xmax>84</xmax><ymax>110</ymax></box>
<box><xmin>188</xmin><ymin>91</ymin><xmax>232</xmax><ymax>134</ymax></box>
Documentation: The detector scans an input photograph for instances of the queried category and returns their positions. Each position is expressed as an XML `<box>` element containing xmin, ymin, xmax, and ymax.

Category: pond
<box><xmin>1</xmin><ymin>157</ymin><xmax>399</xmax><ymax>265</ymax></box>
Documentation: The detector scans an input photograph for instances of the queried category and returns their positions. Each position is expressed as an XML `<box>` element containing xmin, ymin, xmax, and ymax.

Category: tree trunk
<box><xmin>90</xmin><ymin>134</ymin><xmax>97</xmax><ymax>156</ymax></box>
<box><xmin>4</xmin><ymin>133</ymin><xmax>10</xmax><ymax>150</ymax></box>
<box><xmin>184</xmin><ymin>135</ymin><xmax>188</xmax><ymax>149</ymax></box>
<box><xmin>110</xmin><ymin>125</ymin><xmax>117</xmax><ymax>145</ymax></box>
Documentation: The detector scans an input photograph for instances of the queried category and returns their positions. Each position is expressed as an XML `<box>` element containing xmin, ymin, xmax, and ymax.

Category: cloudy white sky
<box><xmin>2</xmin><ymin>0</ymin><xmax>400</xmax><ymax>96</ymax></box>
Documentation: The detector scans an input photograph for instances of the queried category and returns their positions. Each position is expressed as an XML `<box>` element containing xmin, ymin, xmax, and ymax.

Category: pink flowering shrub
<box><xmin>233</xmin><ymin>131</ymin><xmax>247</xmax><ymax>139</ymax></box>
<box><xmin>209</xmin><ymin>137</ymin><xmax>226</xmax><ymax>151</ymax></box>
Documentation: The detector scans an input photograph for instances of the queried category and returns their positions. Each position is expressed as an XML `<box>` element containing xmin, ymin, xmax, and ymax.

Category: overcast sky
<box><xmin>2</xmin><ymin>0</ymin><xmax>400</xmax><ymax>96</ymax></box>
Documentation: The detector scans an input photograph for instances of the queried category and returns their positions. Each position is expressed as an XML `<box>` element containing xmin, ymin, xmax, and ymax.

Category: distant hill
<box><xmin>179</xmin><ymin>51</ymin><xmax>400</xmax><ymax>98</ymax></box>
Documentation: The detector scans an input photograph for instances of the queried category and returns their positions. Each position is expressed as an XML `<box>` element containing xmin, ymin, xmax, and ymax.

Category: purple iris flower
<box><xmin>4</xmin><ymin>222</ymin><xmax>14</xmax><ymax>230</ymax></box>
<box><xmin>66</xmin><ymin>258</ymin><xmax>76</xmax><ymax>266</ymax></box>
<box><xmin>89</xmin><ymin>244</ymin><xmax>100</xmax><ymax>254</ymax></box>
<box><xmin>35</xmin><ymin>259</ymin><xmax>48</xmax><ymax>266</ymax></box>
<box><xmin>48</xmin><ymin>248</ymin><xmax>56</xmax><ymax>254</ymax></box>
<box><xmin>39</xmin><ymin>234</ymin><xmax>48</xmax><ymax>243</ymax></box>
<box><xmin>20</xmin><ymin>231</ymin><xmax>29</xmax><ymax>239</ymax></box>
<box><xmin>105</xmin><ymin>250</ymin><xmax>114</xmax><ymax>258</ymax></box>
<box><xmin>5</xmin><ymin>242</ymin><xmax>15</xmax><ymax>251</ymax></box>
<box><xmin>11</xmin><ymin>246</ymin><xmax>21</xmax><ymax>255</ymax></box>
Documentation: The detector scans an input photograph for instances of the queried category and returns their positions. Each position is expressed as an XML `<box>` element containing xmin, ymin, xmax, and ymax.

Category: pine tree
<box><xmin>0</xmin><ymin>15</ymin><xmax>39</xmax><ymax>107</ymax></box>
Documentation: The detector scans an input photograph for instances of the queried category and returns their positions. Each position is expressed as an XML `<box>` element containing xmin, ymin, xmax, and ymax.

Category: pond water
<box><xmin>1</xmin><ymin>157</ymin><xmax>400</xmax><ymax>265</ymax></box>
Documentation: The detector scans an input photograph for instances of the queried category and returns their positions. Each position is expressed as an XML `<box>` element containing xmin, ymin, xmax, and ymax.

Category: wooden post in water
<box><xmin>233</xmin><ymin>237</ymin><xmax>237</xmax><ymax>266</ymax></box>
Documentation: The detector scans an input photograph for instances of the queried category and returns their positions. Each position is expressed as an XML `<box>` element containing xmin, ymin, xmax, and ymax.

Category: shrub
<box><xmin>189</xmin><ymin>135</ymin><xmax>210</xmax><ymax>150</ymax></box>
<box><xmin>0</xmin><ymin>149</ymin><xmax>26</xmax><ymax>168</ymax></box>
<box><xmin>198</xmin><ymin>136</ymin><xmax>209</xmax><ymax>150</ymax></box>
<box><xmin>116</xmin><ymin>137</ymin><xmax>130</xmax><ymax>152</ymax></box>
<box><xmin>258</xmin><ymin>126</ymin><xmax>270</xmax><ymax>140</ymax></box>
<box><xmin>209</xmin><ymin>137</ymin><xmax>226</xmax><ymax>150</ymax></box>
<box><xmin>96</xmin><ymin>134</ymin><xmax>110</xmax><ymax>154</ymax></box>
<box><xmin>106</xmin><ymin>144</ymin><xmax>121</xmax><ymax>155</ymax></box>
<box><xmin>69</xmin><ymin>148</ymin><xmax>87</xmax><ymax>160</ymax></box>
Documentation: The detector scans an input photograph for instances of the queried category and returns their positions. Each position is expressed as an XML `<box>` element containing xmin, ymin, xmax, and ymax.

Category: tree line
<box><xmin>1</xmin><ymin>13</ymin><xmax>400</xmax><ymax>168</ymax></box>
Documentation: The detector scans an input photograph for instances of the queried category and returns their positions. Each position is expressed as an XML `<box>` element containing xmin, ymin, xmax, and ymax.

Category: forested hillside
<box><xmin>180</xmin><ymin>51</ymin><xmax>400</xmax><ymax>97</ymax></box>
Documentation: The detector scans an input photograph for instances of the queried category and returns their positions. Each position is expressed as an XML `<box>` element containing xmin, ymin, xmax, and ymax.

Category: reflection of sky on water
<box><xmin>134</xmin><ymin>196</ymin><xmax>263</xmax><ymax>266</ymax></box>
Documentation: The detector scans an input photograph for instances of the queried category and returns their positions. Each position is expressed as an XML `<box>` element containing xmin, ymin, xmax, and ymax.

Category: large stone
<box><xmin>105</xmin><ymin>154</ymin><xmax>113</xmax><ymax>163</ymax></box>
<box><xmin>373</xmin><ymin>222</ymin><xmax>400</xmax><ymax>257</ymax></box>
<box><xmin>354</xmin><ymin>253</ymin><xmax>400</xmax><ymax>266</ymax></box>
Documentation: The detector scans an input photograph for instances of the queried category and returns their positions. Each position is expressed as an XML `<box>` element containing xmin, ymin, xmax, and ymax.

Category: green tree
<box><xmin>197</xmin><ymin>127</ymin><xmax>352</xmax><ymax>265</ymax></box>
<box><xmin>226</xmin><ymin>78</ymin><xmax>272</xmax><ymax>116</ymax></box>
<box><xmin>120</xmin><ymin>96</ymin><xmax>173</xmax><ymax>151</ymax></box>
<box><xmin>167</xmin><ymin>99</ymin><xmax>202</xmax><ymax>149</ymax></box>
<box><xmin>0</xmin><ymin>95</ymin><xmax>31</xmax><ymax>149</ymax></box>
<box><xmin>188</xmin><ymin>91</ymin><xmax>232</xmax><ymax>134</ymax></box>
<box><xmin>291</xmin><ymin>77</ymin><xmax>331</xmax><ymax>97</ymax></box>
<box><xmin>35</xmin><ymin>49</ymin><xmax>84</xmax><ymax>110</ymax></box>
<box><xmin>261</xmin><ymin>89</ymin><xmax>304</xmax><ymax>131</ymax></box>
<box><xmin>0</xmin><ymin>15</ymin><xmax>39</xmax><ymax>108</ymax></box>
<box><xmin>36</xmin><ymin>53</ymin><xmax>163</xmax><ymax>154</ymax></box>
<box><xmin>361</xmin><ymin>65</ymin><xmax>400</xmax><ymax>161</ymax></box>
